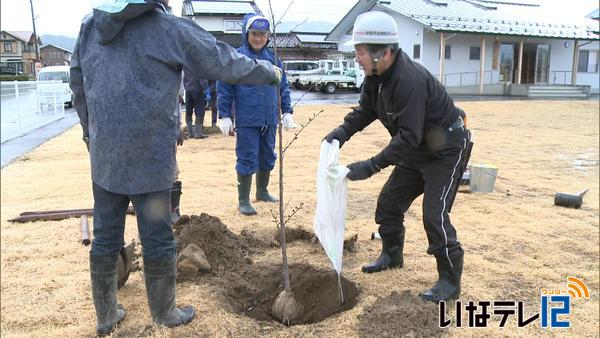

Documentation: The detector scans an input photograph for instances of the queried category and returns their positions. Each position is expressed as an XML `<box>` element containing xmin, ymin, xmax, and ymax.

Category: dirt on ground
<box><xmin>357</xmin><ymin>290</ymin><xmax>443</xmax><ymax>337</ymax></box>
<box><xmin>172</xmin><ymin>213</ymin><xmax>360</xmax><ymax>325</ymax></box>
<box><xmin>1</xmin><ymin>101</ymin><xmax>598</xmax><ymax>337</ymax></box>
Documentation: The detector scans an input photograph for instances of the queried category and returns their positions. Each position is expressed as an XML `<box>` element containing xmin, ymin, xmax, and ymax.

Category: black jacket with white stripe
<box><xmin>338</xmin><ymin>49</ymin><xmax>462</xmax><ymax>169</ymax></box>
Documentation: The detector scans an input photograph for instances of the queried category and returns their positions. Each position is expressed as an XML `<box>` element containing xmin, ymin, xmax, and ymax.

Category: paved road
<box><xmin>290</xmin><ymin>89</ymin><xmax>600</xmax><ymax>104</ymax></box>
<box><xmin>291</xmin><ymin>89</ymin><xmax>360</xmax><ymax>106</ymax></box>
<box><xmin>1</xmin><ymin>87</ymin><xmax>67</xmax><ymax>143</ymax></box>
<box><xmin>1</xmin><ymin>108</ymin><xmax>78</xmax><ymax>168</ymax></box>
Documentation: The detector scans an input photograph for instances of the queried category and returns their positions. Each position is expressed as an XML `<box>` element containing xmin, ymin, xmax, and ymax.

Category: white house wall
<box><xmin>333</xmin><ymin>9</ymin><xmax>598</xmax><ymax>92</ymax></box>
<box><xmin>392</xmin><ymin>10</ymin><xmax>424</xmax><ymax>60</ymax></box>
<box><xmin>338</xmin><ymin>35</ymin><xmax>353</xmax><ymax>53</ymax></box>
<box><xmin>192</xmin><ymin>16</ymin><xmax>226</xmax><ymax>32</ymax></box>
<box><xmin>576</xmin><ymin>40</ymin><xmax>599</xmax><ymax>93</ymax></box>
<box><xmin>423</xmin><ymin>31</ymin><xmax>499</xmax><ymax>87</ymax></box>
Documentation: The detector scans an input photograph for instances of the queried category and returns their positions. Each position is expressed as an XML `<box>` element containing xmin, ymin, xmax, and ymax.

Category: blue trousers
<box><xmin>91</xmin><ymin>183</ymin><xmax>175</xmax><ymax>260</ymax></box>
<box><xmin>235</xmin><ymin>126</ymin><xmax>277</xmax><ymax>176</ymax></box>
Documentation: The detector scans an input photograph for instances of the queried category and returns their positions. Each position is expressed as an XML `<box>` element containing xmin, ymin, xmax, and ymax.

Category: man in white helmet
<box><xmin>324</xmin><ymin>11</ymin><xmax>471</xmax><ymax>303</ymax></box>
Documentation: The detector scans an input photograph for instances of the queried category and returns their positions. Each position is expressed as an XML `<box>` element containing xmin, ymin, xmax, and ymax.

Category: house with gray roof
<box><xmin>0</xmin><ymin>31</ymin><xmax>41</xmax><ymax>77</ymax></box>
<box><xmin>40</xmin><ymin>44</ymin><xmax>72</xmax><ymax>67</ymax></box>
<box><xmin>326</xmin><ymin>0</ymin><xmax>599</xmax><ymax>96</ymax></box>
<box><xmin>182</xmin><ymin>0</ymin><xmax>261</xmax><ymax>48</ymax></box>
<box><xmin>181</xmin><ymin>0</ymin><xmax>338</xmax><ymax>60</ymax></box>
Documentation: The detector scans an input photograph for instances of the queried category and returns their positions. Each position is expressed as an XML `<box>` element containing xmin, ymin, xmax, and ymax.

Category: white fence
<box><xmin>1</xmin><ymin>80</ymin><xmax>66</xmax><ymax>143</ymax></box>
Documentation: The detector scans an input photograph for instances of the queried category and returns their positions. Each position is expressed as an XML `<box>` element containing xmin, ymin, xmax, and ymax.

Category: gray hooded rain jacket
<box><xmin>70</xmin><ymin>2</ymin><xmax>277</xmax><ymax>194</ymax></box>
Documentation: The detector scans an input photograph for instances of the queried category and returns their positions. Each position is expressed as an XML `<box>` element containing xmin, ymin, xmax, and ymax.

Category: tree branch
<box><xmin>283</xmin><ymin>109</ymin><xmax>324</xmax><ymax>153</ymax></box>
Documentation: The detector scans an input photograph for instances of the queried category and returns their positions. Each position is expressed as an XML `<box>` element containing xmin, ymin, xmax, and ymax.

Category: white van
<box><xmin>283</xmin><ymin>60</ymin><xmax>321</xmax><ymax>76</ymax></box>
<box><xmin>37</xmin><ymin>65</ymin><xmax>73</xmax><ymax>108</ymax></box>
<box><xmin>283</xmin><ymin>60</ymin><xmax>323</xmax><ymax>88</ymax></box>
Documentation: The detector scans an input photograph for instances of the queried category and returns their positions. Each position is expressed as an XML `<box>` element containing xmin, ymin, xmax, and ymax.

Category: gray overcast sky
<box><xmin>0</xmin><ymin>0</ymin><xmax>596</xmax><ymax>37</ymax></box>
<box><xmin>0</xmin><ymin>0</ymin><xmax>357</xmax><ymax>37</ymax></box>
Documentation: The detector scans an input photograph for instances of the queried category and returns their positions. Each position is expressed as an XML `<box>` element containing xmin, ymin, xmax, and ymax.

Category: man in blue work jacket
<box><xmin>217</xmin><ymin>13</ymin><xmax>295</xmax><ymax>215</ymax></box>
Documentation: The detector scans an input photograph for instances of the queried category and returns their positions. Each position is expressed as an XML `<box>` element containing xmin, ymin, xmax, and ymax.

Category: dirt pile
<box><xmin>174</xmin><ymin>214</ymin><xmax>259</xmax><ymax>274</ymax></box>
<box><xmin>358</xmin><ymin>290</ymin><xmax>442</xmax><ymax>337</ymax></box>
<box><xmin>222</xmin><ymin>263</ymin><xmax>360</xmax><ymax>325</ymax></box>
<box><xmin>173</xmin><ymin>214</ymin><xmax>361</xmax><ymax>325</ymax></box>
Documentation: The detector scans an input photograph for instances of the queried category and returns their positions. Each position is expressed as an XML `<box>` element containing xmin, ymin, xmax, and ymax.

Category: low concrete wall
<box><xmin>446</xmin><ymin>84</ymin><xmax>506</xmax><ymax>95</ymax></box>
<box><xmin>508</xmin><ymin>84</ymin><xmax>529</xmax><ymax>96</ymax></box>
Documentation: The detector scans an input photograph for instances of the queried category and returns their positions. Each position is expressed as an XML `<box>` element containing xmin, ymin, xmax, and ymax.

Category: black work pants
<box><xmin>185</xmin><ymin>90</ymin><xmax>206</xmax><ymax>125</ymax></box>
<box><xmin>210</xmin><ymin>91</ymin><xmax>217</xmax><ymax>124</ymax></box>
<box><xmin>375</xmin><ymin>127</ymin><xmax>470</xmax><ymax>261</ymax></box>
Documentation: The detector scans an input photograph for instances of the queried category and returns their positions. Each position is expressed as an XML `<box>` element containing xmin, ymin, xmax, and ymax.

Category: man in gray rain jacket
<box><xmin>70</xmin><ymin>0</ymin><xmax>281</xmax><ymax>335</ymax></box>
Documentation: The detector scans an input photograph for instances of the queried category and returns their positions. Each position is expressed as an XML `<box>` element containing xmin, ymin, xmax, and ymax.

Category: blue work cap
<box><xmin>246</xmin><ymin>15</ymin><xmax>270</xmax><ymax>33</ymax></box>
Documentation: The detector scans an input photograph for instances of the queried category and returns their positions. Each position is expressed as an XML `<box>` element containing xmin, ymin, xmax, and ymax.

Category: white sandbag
<box><xmin>313</xmin><ymin>140</ymin><xmax>350</xmax><ymax>275</ymax></box>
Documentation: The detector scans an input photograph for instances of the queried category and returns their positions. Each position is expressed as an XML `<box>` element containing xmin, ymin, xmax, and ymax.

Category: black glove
<box><xmin>346</xmin><ymin>158</ymin><xmax>381</xmax><ymax>181</ymax></box>
<box><xmin>324</xmin><ymin>127</ymin><xmax>349</xmax><ymax>148</ymax></box>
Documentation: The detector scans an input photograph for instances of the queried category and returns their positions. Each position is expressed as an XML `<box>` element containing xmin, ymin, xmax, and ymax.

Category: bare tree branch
<box><xmin>288</xmin><ymin>17</ymin><xmax>308</xmax><ymax>33</ymax></box>
<box><xmin>269</xmin><ymin>209</ymin><xmax>280</xmax><ymax>229</ymax></box>
<box><xmin>282</xmin><ymin>202</ymin><xmax>304</xmax><ymax>227</ymax></box>
<box><xmin>274</xmin><ymin>1</ymin><xmax>295</xmax><ymax>28</ymax></box>
<box><xmin>283</xmin><ymin>109</ymin><xmax>324</xmax><ymax>153</ymax></box>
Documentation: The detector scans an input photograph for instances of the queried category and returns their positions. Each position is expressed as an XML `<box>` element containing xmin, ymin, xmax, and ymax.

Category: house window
<box><xmin>413</xmin><ymin>44</ymin><xmax>421</xmax><ymax>59</ymax></box>
<box><xmin>469</xmin><ymin>46</ymin><xmax>480</xmax><ymax>60</ymax></box>
<box><xmin>224</xmin><ymin>19</ymin><xmax>243</xmax><ymax>32</ymax></box>
<box><xmin>578</xmin><ymin>50</ymin><xmax>599</xmax><ymax>73</ymax></box>
<box><xmin>439</xmin><ymin>45</ymin><xmax>451</xmax><ymax>59</ymax></box>
<box><xmin>4</xmin><ymin>42</ymin><xmax>12</xmax><ymax>52</ymax></box>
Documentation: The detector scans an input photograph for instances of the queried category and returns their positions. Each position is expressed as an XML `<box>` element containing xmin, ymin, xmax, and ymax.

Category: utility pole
<box><xmin>29</xmin><ymin>0</ymin><xmax>39</xmax><ymax>78</ymax></box>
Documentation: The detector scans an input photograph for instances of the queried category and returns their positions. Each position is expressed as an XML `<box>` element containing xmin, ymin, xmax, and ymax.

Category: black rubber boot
<box><xmin>237</xmin><ymin>174</ymin><xmax>257</xmax><ymax>215</ymax></box>
<box><xmin>362</xmin><ymin>227</ymin><xmax>405</xmax><ymax>273</ymax></box>
<box><xmin>194</xmin><ymin>124</ymin><xmax>207</xmax><ymax>139</ymax></box>
<box><xmin>419</xmin><ymin>248</ymin><xmax>464</xmax><ymax>303</ymax></box>
<box><xmin>91</xmin><ymin>252</ymin><xmax>127</xmax><ymax>336</ymax></box>
<box><xmin>255</xmin><ymin>170</ymin><xmax>278</xmax><ymax>202</ymax></box>
<box><xmin>170</xmin><ymin>181</ymin><xmax>182</xmax><ymax>225</ymax></box>
<box><xmin>186</xmin><ymin>120</ymin><xmax>194</xmax><ymax>138</ymax></box>
<box><xmin>144</xmin><ymin>257</ymin><xmax>196</xmax><ymax>327</ymax></box>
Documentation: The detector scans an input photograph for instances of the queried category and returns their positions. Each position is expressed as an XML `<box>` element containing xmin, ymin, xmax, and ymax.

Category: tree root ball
<box><xmin>272</xmin><ymin>289</ymin><xmax>304</xmax><ymax>325</ymax></box>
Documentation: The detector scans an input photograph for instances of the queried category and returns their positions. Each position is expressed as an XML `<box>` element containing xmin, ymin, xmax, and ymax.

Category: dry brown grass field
<box><xmin>1</xmin><ymin>100</ymin><xmax>598</xmax><ymax>337</ymax></box>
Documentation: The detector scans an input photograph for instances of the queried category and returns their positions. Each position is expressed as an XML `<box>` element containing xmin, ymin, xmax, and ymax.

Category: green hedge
<box><xmin>0</xmin><ymin>75</ymin><xmax>33</xmax><ymax>81</ymax></box>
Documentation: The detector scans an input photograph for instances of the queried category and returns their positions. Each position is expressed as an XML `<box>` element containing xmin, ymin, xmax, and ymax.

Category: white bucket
<box><xmin>469</xmin><ymin>164</ymin><xmax>498</xmax><ymax>193</ymax></box>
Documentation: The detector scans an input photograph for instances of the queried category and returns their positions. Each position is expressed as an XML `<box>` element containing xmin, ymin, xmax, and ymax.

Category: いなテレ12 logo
<box><xmin>540</xmin><ymin>276</ymin><xmax>590</xmax><ymax>328</ymax></box>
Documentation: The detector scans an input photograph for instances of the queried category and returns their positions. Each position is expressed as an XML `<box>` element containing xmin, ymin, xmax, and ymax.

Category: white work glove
<box><xmin>219</xmin><ymin>117</ymin><xmax>233</xmax><ymax>136</ymax></box>
<box><xmin>282</xmin><ymin>113</ymin><xmax>296</xmax><ymax>130</ymax></box>
<box><xmin>272</xmin><ymin>65</ymin><xmax>283</xmax><ymax>85</ymax></box>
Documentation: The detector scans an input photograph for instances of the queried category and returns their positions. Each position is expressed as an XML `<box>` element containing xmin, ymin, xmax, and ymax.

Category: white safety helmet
<box><xmin>346</xmin><ymin>11</ymin><xmax>399</xmax><ymax>46</ymax></box>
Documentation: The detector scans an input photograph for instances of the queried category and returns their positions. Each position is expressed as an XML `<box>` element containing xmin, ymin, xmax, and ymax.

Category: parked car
<box><xmin>37</xmin><ymin>65</ymin><xmax>73</xmax><ymax>108</ymax></box>
<box><xmin>283</xmin><ymin>60</ymin><xmax>321</xmax><ymax>76</ymax></box>
<box><xmin>283</xmin><ymin>60</ymin><xmax>322</xmax><ymax>88</ymax></box>
<box><xmin>294</xmin><ymin>59</ymin><xmax>365</xmax><ymax>94</ymax></box>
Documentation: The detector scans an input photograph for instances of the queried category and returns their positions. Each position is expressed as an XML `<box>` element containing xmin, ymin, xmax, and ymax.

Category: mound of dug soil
<box><xmin>174</xmin><ymin>214</ymin><xmax>260</xmax><ymax>274</ymax></box>
<box><xmin>222</xmin><ymin>263</ymin><xmax>360</xmax><ymax>325</ymax></box>
<box><xmin>240</xmin><ymin>226</ymin><xmax>359</xmax><ymax>252</ymax></box>
<box><xmin>174</xmin><ymin>214</ymin><xmax>362</xmax><ymax>325</ymax></box>
<box><xmin>357</xmin><ymin>290</ymin><xmax>442</xmax><ymax>337</ymax></box>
